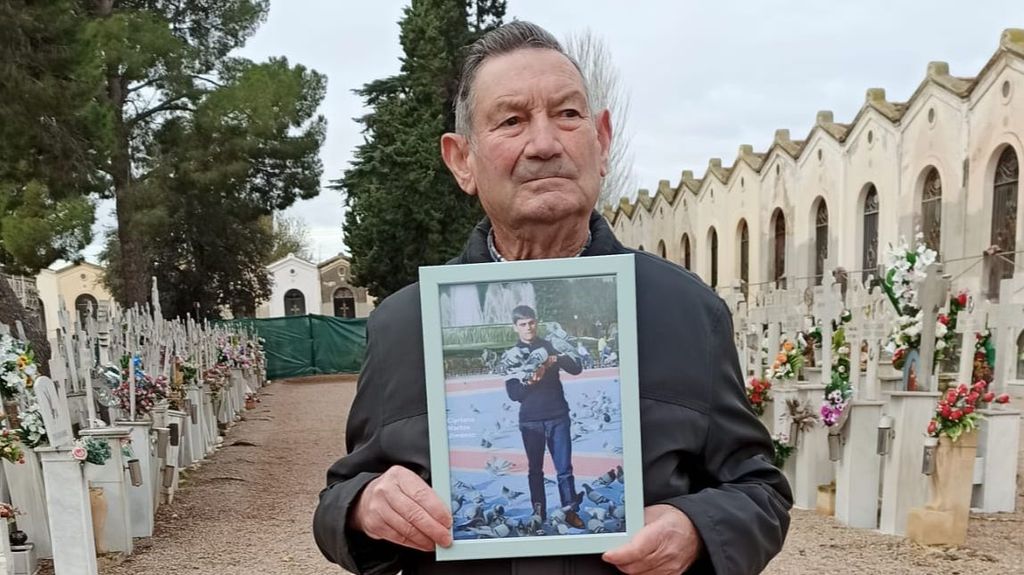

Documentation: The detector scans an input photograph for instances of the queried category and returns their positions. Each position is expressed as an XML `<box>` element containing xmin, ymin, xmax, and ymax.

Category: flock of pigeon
<box><xmin>450</xmin><ymin>463</ymin><xmax>628</xmax><ymax>540</ymax></box>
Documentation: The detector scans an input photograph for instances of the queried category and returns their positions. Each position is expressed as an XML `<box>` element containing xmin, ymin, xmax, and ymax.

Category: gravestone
<box><xmin>913</xmin><ymin>263</ymin><xmax>950</xmax><ymax>391</ymax></box>
<box><xmin>988</xmin><ymin>276</ymin><xmax>1024</xmax><ymax>395</ymax></box>
<box><xmin>35</xmin><ymin>377</ymin><xmax>72</xmax><ymax>449</ymax></box>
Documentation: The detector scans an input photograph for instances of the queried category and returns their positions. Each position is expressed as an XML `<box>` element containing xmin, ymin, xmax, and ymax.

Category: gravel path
<box><xmin>95</xmin><ymin>376</ymin><xmax>355</xmax><ymax>575</ymax></box>
<box><xmin>46</xmin><ymin>377</ymin><xmax>1020</xmax><ymax>574</ymax></box>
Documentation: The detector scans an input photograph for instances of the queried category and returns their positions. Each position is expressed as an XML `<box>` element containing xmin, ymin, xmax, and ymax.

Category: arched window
<box><xmin>922</xmin><ymin>168</ymin><xmax>942</xmax><ymax>255</ymax></box>
<box><xmin>333</xmin><ymin>287</ymin><xmax>356</xmax><ymax>318</ymax></box>
<box><xmin>638</xmin><ymin>244</ymin><xmax>645</xmax><ymax>252</ymax></box>
<box><xmin>862</xmin><ymin>186</ymin><xmax>879</xmax><ymax>282</ymax></box>
<box><xmin>681</xmin><ymin>234</ymin><xmax>691</xmax><ymax>270</ymax></box>
<box><xmin>738</xmin><ymin>220</ymin><xmax>749</xmax><ymax>294</ymax></box>
<box><xmin>74</xmin><ymin>294</ymin><xmax>98</xmax><ymax>326</ymax></box>
<box><xmin>989</xmin><ymin>147</ymin><xmax>1019</xmax><ymax>300</ymax></box>
<box><xmin>657</xmin><ymin>240</ymin><xmax>666</xmax><ymax>259</ymax></box>
<box><xmin>708</xmin><ymin>227</ymin><xmax>719</xmax><ymax>289</ymax></box>
<box><xmin>771</xmin><ymin>209</ymin><xmax>786</xmax><ymax>288</ymax></box>
<box><xmin>814</xmin><ymin>200</ymin><xmax>829</xmax><ymax>286</ymax></box>
<box><xmin>284</xmin><ymin>289</ymin><xmax>306</xmax><ymax>316</ymax></box>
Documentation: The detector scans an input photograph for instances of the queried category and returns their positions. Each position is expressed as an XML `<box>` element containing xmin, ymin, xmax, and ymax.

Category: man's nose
<box><xmin>523</xmin><ymin>116</ymin><xmax>563</xmax><ymax>160</ymax></box>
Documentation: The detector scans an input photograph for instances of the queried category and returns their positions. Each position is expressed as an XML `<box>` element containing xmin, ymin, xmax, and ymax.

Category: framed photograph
<box><xmin>419</xmin><ymin>254</ymin><xmax>643</xmax><ymax>561</ymax></box>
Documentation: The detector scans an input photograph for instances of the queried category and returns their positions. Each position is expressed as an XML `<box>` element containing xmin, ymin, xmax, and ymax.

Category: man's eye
<box><xmin>561</xmin><ymin>109</ymin><xmax>581</xmax><ymax>118</ymax></box>
<box><xmin>502</xmin><ymin>116</ymin><xmax>520</xmax><ymax>127</ymax></box>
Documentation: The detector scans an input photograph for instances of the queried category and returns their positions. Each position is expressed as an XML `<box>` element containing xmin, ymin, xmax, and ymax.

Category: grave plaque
<box><xmin>36</xmin><ymin>376</ymin><xmax>73</xmax><ymax>448</ymax></box>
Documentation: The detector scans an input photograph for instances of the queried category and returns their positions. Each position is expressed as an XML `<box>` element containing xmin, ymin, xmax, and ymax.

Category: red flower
<box><xmin>996</xmin><ymin>393</ymin><xmax>1011</xmax><ymax>404</ymax></box>
<box><xmin>973</xmin><ymin>381</ymin><xmax>987</xmax><ymax>392</ymax></box>
<box><xmin>964</xmin><ymin>406</ymin><xmax>974</xmax><ymax>415</ymax></box>
<box><xmin>983</xmin><ymin>392</ymin><xmax>995</xmax><ymax>403</ymax></box>
<box><xmin>939</xmin><ymin>314</ymin><xmax>950</xmax><ymax>326</ymax></box>
<box><xmin>968</xmin><ymin>392</ymin><xmax>979</xmax><ymax>404</ymax></box>
<box><xmin>940</xmin><ymin>405</ymin><xmax>952</xmax><ymax>417</ymax></box>
<box><xmin>927</xmin><ymin>420</ymin><xmax>938</xmax><ymax>435</ymax></box>
<box><xmin>957</xmin><ymin>292</ymin><xmax>968</xmax><ymax>307</ymax></box>
<box><xmin>957</xmin><ymin>383</ymin><xmax>969</xmax><ymax>395</ymax></box>
<box><xmin>951</xmin><ymin>410</ymin><xmax>963</xmax><ymax>420</ymax></box>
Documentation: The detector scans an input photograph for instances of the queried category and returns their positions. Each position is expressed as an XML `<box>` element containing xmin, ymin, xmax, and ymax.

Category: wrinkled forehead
<box><xmin>471</xmin><ymin>48</ymin><xmax>589</xmax><ymax>112</ymax></box>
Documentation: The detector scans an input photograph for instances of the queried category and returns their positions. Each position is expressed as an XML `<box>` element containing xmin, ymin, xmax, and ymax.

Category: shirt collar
<box><xmin>486</xmin><ymin>227</ymin><xmax>593</xmax><ymax>262</ymax></box>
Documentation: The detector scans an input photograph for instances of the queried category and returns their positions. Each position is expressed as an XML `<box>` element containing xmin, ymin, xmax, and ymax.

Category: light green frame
<box><xmin>419</xmin><ymin>254</ymin><xmax>643</xmax><ymax>561</ymax></box>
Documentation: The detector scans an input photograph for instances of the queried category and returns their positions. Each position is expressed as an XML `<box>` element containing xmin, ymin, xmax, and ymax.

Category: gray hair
<box><xmin>454</xmin><ymin>21</ymin><xmax>590</xmax><ymax>137</ymax></box>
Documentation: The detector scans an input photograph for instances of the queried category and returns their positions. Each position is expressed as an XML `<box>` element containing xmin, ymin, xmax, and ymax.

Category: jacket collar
<box><xmin>453</xmin><ymin>210</ymin><xmax>627</xmax><ymax>264</ymax></box>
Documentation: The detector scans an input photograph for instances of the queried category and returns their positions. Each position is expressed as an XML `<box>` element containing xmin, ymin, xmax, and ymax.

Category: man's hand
<box><xmin>350</xmin><ymin>465</ymin><xmax>453</xmax><ymax>552</ymax></box>
<box><xmin>602</xmin><ymin>505</ymin><xmax>703</xmax><ymax>574</ymax></box>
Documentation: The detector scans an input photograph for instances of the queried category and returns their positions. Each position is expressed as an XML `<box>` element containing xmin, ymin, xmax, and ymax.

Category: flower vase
<box><xmin>907</xmin><ymin>430</ymin><xmax>978</xmax><ymax>546</ymax></box>
<box><xmin>8</xmin><ymin>527</ymin><xmax>26</xmax><ymax>547</ymax></box>
<box><xmin>827</xmin><ymin>431</ymin><xmax>842</xmax><ymax>462</ymax></box>
<box><xmin>89</xmin><ymin>486</ymin><xmax>108</xmax><ymax>554</ymax></box>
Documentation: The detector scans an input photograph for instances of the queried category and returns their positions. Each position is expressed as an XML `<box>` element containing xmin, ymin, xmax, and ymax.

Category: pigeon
<box><xmin>609</xmin><ymin>502</ymin><xmax>626</xmax><ymax>520</ymax></box>
<box><xmin>616</xmin><ymin>465</ymin><xmax>625</xmax><ymax>483</ymax></box>
<box><xmin>603</xmin><ymin>411</ymin><xmax>612</xmax><ymax>423</ymax></box>
<box><xmin>470</xmin><ymin>403</ymin><xmax>481</xmax><ymax>414</ymax></box>
<box><xmin>587</xmin><ymin>518</ymin><xmax>606</xmax><ymax>533</ymax></box>
<box><xmin>480</xmin><ymin>438</ymin><xmax>493</xmax><ymax>448</ymax></box>
<box><xmin>556</xmin><ymin>523</ymin><xmax>570</xmax><ymax>535</ymax></box>
<box><xmin>451</xmin><ymin>494</ymin><xmax>466</xmax><ymax>515</ymax></box>
<box><xmin>467</xmin><ymin>525</ymin><xmax>496</xmax><ymax>538</ymax></box>
<box><xmin>583</xmin><ymin>484</ymin><xmax>610</xmax><ymax>505</ymax></box>
<box><xmin>485</xmin><ymin>457</ymin><xmax>514</xmax><ymax>476</ymax></box>
<box><xmin>493</xmin><ymin>523</ymin><xmax>511</xmax><ymax>538</ymax></box>
<box><xmin>594</xmin><ymin>468</ymin><xmax>617</xmax><ymax>487</ymax></box>
<box><xmin>586</xmin><ymin>506</ymin><xmax>608</xmax><ymax>521</ymax></box>
<box><xmin>453</xmin><ymin>480</ymin><xmax>474</xmax><ymax>493</ymax></box>
<box><xmin>501</xmin><ymin>485</ymin><xmax>525</xmax><ymax>501</ymax></box>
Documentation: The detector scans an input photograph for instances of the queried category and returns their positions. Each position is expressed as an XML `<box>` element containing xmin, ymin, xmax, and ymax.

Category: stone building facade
<box><xmin>317</xmin><ymin>254</ymin><xmax>374</xmax><ymax>318</ymax></box>
<box><xmin>605</xmin><ymin>29</ymin><xmax>1024</xmax><ymax>302</ymax></box>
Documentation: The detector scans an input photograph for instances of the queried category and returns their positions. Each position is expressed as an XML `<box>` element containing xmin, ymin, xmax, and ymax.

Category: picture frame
<box><xmin>419</xmin><ymin>254</ymin><xmax>643</xmax><ymax>561</ymax></box>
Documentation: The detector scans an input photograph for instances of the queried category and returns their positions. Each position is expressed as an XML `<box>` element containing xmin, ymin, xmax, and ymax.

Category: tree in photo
<box><xmin>565</xmin><ymin>29</ymin><xmax>636</xmax><ymax>208</ymax></box>
<box><xmin>335</xmin><ymin>0</ymin><xmax>506</xmax><ymax>300</ymax></box>
<box><xmin>0</xmin><ymin>0</ymin><xmax>111</xmax><ymax>368</ymax></box>
<box><xmin>85</xmin><ymin>1</ymin><xmax>326</xmax><ymax>307</ymax></box>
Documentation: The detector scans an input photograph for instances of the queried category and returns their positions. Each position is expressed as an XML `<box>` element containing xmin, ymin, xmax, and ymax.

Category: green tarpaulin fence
<box><xmin>221</xmin><ymin>315</ymin><xmax>366</xmax><ymax>380</ymax></box>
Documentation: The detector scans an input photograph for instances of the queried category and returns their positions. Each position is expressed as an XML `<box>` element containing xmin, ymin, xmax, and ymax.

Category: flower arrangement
<box><xmin>881</xmin><ymin>235</ymin><xmax>966</xmax><ymax>370</ymax></box>
<box><xmin>973</xmin><ymin>330</ymin><xmax>994</xmax><ymax>384</ymax></box>
<box><xmin>0</xmin><ymin>502</ymin><xmax>20</xmax><ymax>521</ymax></box>
<box><xmin>771</xmin><ymin>433</ymin><xmax>795</xmax><ymax>468</ymax></box>
<box><xmin>0</xmin><ymin>335</ymin><xmax>37</xmax><ymax>401</ymax></box>
<box><xmin>0</xmin><ymin>428</ymin><xmax>25</xmax><ymax>464</ymax></box>
<box><xmin>745</xmin><ymin>377</ymin><xmax>773</xmax><ymax>416</ymax></box>
<box><xmin>821</xmin><ymin>310</ymin><xmax>854</xmax><ymax>427</ymax></box>
<box><xmin>112</xmin><ymin>355</ymin><xmax>169</xmax><ymax>418</ymax></box>
<box><xmin>71</xmin><ymin>436</ymin><xmax>112</xmax><ymax>466</ymax></box>
<box><xmin>15</xmin><ymin>405</ymin><xmax>48</xmax><ymax>449</ymax></box>
<box><xmin>926</xmin><ymin>381</ymin><xmax>1011</xmax><ymax>441</ymax></box>
<box><xmin>766</xmin><ymin>339</ymin><xmax>805</xmax><ymax>381</ymax></box>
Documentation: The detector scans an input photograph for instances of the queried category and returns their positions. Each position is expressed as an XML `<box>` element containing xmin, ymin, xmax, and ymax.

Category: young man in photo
<box><xmin>503</xmin><ymin>305</ymin><xmax>584</xmax><ymax>528</ymax></box>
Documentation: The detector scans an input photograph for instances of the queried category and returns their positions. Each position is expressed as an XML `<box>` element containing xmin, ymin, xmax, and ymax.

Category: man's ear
<box><xmin>596</xmin><ymin>109</ymin><xmax>612</xmax><ymax>178</ymax></box>
<box><xmin>441</xmin><ymin>132</ymin><xmax>477</xmax><ymax>196</ymax></box>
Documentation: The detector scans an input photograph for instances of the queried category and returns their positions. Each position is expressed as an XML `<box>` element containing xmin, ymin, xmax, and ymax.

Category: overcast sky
<box><xmin>81</xmin><ymin>0</ymin><xmax>1024</xmax><ymax>264</ymax></box>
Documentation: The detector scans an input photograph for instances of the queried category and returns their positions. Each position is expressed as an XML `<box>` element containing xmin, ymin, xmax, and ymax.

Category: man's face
<box><xmin>514</xmin><ymin>317</ymin><xmax>538</xmax><ymax>343</ymax></box>
<box><xmin>442</xmin><ymin>49</ymin><xmax>612</xmax><ymax>229</ymax></box>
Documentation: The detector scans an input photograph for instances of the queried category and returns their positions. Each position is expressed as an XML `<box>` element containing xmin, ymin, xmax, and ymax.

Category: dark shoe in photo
<box><xmin>564</xmin><ymin>509</ymin><xmax>585</xmax><ymax>530</ymax></box>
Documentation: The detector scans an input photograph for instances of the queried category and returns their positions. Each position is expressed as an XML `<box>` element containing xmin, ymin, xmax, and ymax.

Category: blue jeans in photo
<box><xmin>519</xmin><ymin>415</ymin><xmax>576</xmax><ymax>518</ymax></box>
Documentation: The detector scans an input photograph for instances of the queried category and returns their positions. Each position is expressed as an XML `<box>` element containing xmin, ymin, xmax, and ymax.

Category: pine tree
<box><xmin>0</xmin><ymin>0</ymin><xmax>110</xmax><ymax>368</ymax></box>
<box><xmin>335</xmin><ymin>0</ymin><xmax>505</xmax><ymax>300</ymax></box>
<box><xmin>86</xmin><ymin>1</ymin><xmax>325</xmax><ymax>307</ymax></box>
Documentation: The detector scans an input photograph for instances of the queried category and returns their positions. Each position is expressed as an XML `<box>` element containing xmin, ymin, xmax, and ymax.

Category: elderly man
<box><xmin>313</xmin><ymin>21</ymin><xmax>791</xmax><ymax>575</ymax></box>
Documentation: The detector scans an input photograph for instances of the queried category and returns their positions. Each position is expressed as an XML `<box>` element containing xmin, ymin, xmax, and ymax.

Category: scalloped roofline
<box><xmin>606</xmin><ymin>28</ymin><xmax>1023</xmax><ymax>224</ymax></box>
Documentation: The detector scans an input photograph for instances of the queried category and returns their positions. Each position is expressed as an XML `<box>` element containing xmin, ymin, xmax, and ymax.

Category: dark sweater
<box><xmin>505</xmin><ymin>337</ymin><xmax>583</xmax><ymax>422</ymax></box>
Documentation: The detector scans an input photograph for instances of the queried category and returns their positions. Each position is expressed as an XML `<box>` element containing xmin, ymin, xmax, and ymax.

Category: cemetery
<box><xmin>0</xmin><ymin>280</ymin><xmax>267</xmax><ymax>575</ymax></box>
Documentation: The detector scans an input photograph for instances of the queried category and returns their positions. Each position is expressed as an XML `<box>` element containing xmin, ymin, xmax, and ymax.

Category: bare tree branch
<box><xmin>566</xmin><ymin>30</ymin><xmax>637</xmax><ymax>209</ymax></box>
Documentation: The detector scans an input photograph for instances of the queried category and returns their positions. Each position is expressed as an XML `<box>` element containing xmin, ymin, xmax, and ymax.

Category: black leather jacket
<box><xmin>313</xmin><ymin>212</ymin><xmax>792</xmax><ymax>574</ymax></box>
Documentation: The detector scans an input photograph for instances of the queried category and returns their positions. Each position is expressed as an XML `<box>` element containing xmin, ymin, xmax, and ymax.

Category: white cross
<box><xmin>915</xmin><ymin>263</ymin><xmax>950</xmax><ymax>391</ymax></box>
